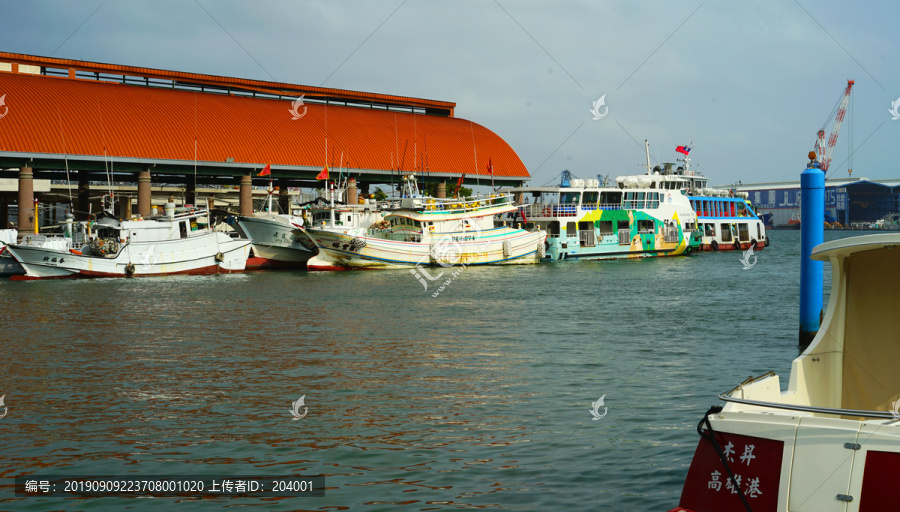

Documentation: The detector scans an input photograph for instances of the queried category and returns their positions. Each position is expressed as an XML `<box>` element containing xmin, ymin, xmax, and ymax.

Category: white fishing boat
<box><xmin>304</xmin><ymin>175</ymin><xmax>546</xmax><ymax>270</ymax></box>
<box><xmin>669</xmin><ymin>233</ymin><xmax>900</xmax><ymax>512</ymax></box>
<box><xmin>235</xmin><ymin>212</ymin><xmax>313</xmax><ymax>269</ymax></box>
<box><xmin>0</xmin><ymin>229</ymin><xmax>20</xmax><ymax>276</ymax></box>
<box><xmin>6</xmin><ymin>203</ymin><xmax>250</xmax><ymax>279</ymax></box>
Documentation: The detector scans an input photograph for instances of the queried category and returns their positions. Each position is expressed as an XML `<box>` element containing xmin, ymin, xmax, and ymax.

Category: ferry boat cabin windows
<box><xmin>600</xmin><ymin>191</ymin><xmax>621</xmax><ymax>209</ymax></box>
<box><xmin>179</xmin><ymin>221</ymin><xmax>188</xmax><ymax>239</ymax></box>
<box><xmin>721</xmin><ymin>224</ymin><xmax>733</xmax><ymax>242</ymax></box>
<box><xmin>637</xmin><ymin>220</ymin><xmax>654</xmax><ymax>233</ymax></box>
<box><xmin>598</xmin><ymin>221</ymin><xmax>614</xmax><ymax>235</ymax></box>
<box><xmin>582</xmin><ymin>191</ymin><xmax>599</xmax><ymax>210</ymax></box>
<box><xmin>559</xmin><ymin>192</ymin><xmax>580</xmax><ymax>205</ymax></box>
<box><xmin>617</xmin><ymin>220</ymin><xmax>629</xmax><ymax>231</ymax></box>
<box><xmin>738</xmin><ymin>223</ymin><xmax>749</xmax><ymax>242</ymax></box>
<box><xmin>704</xmin><ymin>223</ymin><xmax>716</xmax><ymax>237</ymax></box>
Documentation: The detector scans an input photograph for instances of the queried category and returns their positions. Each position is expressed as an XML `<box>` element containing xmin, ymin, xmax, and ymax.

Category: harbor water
<box><xmin>0</xmin><ymin>229</ymin><xmax>864</xmax><ymax>511</ymax></box>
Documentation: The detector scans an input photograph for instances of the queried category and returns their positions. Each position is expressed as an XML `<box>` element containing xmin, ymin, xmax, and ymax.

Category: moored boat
<box><xmin>304</xmin><ymin>175</ymin><xmax>546</xmax><ymax>270</ymax></box>
<box><xmin>6</xmin><ymin>204</ymin><xmax>250</xmax><ymax>279</ymax></box>
<box><xmin>669</xmin><ymin>233</ymin><xmax>900</xmax><ymax>512</ymax></box>
<box><xmin>235</xmin><ymin>212</ymin><xmax>313</xmax><ymax>270</ymax></box>
<box><xmin>510</xmin><ymin>170</ymin><xmax>700</xmax><ymax>261</ymax></box>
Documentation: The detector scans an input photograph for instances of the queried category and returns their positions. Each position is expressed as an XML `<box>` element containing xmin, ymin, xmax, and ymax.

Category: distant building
<box><xmin>729</xmin><ymin>178</ymin><xmax>900</xmax><ymax>228</ymax></box>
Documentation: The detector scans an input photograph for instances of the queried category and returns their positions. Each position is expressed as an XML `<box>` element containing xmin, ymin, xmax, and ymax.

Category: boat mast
<box><xmin>644</xmin><ymin>140</ymin><xmax>651</xmax><ymax>175</ymax></box>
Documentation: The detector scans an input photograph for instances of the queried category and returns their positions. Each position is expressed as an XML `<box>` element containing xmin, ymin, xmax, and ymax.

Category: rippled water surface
<box><xmin>0</xmin><ymin>230</ymin><xmax>867</xmax><ymax>511</ymax></box>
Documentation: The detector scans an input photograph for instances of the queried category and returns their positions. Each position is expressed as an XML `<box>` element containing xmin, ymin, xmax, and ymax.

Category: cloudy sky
<box><xmin>2</xmin><ymin>0</ymin><xmax>898</xmax><ymax>187</ymax></box>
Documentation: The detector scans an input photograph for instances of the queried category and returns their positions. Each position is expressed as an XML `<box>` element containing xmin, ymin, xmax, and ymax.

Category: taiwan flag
<box><xmin>315</xmin><ymin>165</ymin><xmax>329</xmax><ymax>180</ymax></box>
<box><xmin>258</xmin><ymin>163</ymin><xmax>271</xmax><ymax>176</ymax></box>
<box><xmin>676</xmin><ymin>146</ymin><xmax>691</xmax><ymax>155</ymax></box>
<box><xmin>487</xmin><ymin>158</ymin><xmax>494</xmax><ymax>176</ymax></box>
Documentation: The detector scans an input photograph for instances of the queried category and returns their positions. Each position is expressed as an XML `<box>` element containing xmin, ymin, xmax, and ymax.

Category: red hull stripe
<box><xmin>11</xmin><ymin>264</ymin><xmax>240</xmax><ymax>280</ymax></box>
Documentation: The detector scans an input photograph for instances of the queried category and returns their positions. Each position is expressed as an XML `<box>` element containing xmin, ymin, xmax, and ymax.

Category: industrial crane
<box><xmin>812</xmin><ymin>79</ymin><xmax>854</xmax><ymax>172</ymax></box>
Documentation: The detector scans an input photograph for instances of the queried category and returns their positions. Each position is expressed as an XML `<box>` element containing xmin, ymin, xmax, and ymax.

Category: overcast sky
<box><xmin>2</xmin><ymin>0</ymin><xmax>898</xmax><ymax>187</ymax></box>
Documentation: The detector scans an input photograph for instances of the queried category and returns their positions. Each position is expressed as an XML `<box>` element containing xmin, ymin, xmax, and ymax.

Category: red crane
<box><xmin>812</xmin><ymin>79</ymin><xmax>854</xmax><ymax>172</ymax></box>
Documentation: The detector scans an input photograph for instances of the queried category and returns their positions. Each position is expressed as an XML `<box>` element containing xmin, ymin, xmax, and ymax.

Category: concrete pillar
<box><xmin>239</xmin><ymin>174</ymin><xmax>253</xmax><ymax>216</ymax></box>
<box><xmin>137</xmin><ymin>171</ymin><xmax>151</xmax><ymax>218</ymax></box>
<box><xmin>17</xmin><ymin>166</ymin><xmax>34</xmax><ymax>233</ymax></box>
<box><xmin>436</xmin><ymin>182</ymin><xmax>447</xmax><ymax>199</ymax></box>
<box><xmin>77</xmin><ymin>172</ymin><xmax>90</xmax><ymax>220</ymax></box>
<box><xmin>119</xmin><ymin>197</ymin><xmax>132</xmax><ymax>220</ymax></box>
<box><xmin>278</xmin><ymin>180</ymin><xmax>291</xmax><ymax>214</ymax></box>
<box><xmin>348</xmin><ymin>178</ymin><xmax>358</xmax><ymax>204</ymax></box>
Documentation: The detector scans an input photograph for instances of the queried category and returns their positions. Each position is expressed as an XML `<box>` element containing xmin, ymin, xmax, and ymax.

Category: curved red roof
<box><xmin>0</xmin><ymin>55</ymin><xmax>529</xmax><ymax>182</ymax></box>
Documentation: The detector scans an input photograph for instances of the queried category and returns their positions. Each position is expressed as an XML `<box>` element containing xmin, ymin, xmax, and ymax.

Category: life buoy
<box><xmin>215</xmin><ymin>252</ymin><xmax>225</xmax><ymax>262</ymax></box>
<box><xmin>125</xmin><ymin>263</ymin><xmax>136</xmax><ymax>276</ymax></box>
<box><xmin>711</xmin><ymin>240</ymin><xmax>719</xmax><ymax>251</ymax></box>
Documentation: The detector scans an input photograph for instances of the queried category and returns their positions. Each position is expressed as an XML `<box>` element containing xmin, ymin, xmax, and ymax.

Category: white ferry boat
<box><xmin>669</xmin><ymin>233</ymin><xmax>900</xmax><ymax>512</ymax></box>
<box><xmin>509</xmin><ymin>171</ymin><xmax>700</xmax><ymax>261</ymax></box>
<box><xmin>304</xmin><ymin>175</ymin><xmax>546</xmax><ymax>270</ymax></box>
<box><xmin>668</xmin><ymin>150</ymin><xmax>768</xmax><ymax>251</ymax></box>
<box><xmin>6</xmin><ymin>204</ymin><xmax>250</xmax><ymax>279</ymax></box>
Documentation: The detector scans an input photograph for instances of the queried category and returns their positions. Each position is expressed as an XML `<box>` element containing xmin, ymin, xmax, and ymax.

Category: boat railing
<box><xmin>372</xmin><ymin>231</ymin><xmax>422</xmax><ymax>243</ymax></box>
<box><xmin>617</xmin><ymin>229</ymin><xmax>631</xmax><ymax>245</ymax></box>
<box><xmin>718</xmin><ymin>392</ymin><xmax>899</xmax><ymax>420</ymax></box>
<box><xmin>664</xmin><ymin>226</ymin><xmax>679</xmax><ymax>243</ymax></box>
<box><xmin>425</xmin><ymin>194</ymin><xmax>512</xmax><ymax>213</ymax></box>
<box><xmin>580</xmin><ymin>203</ymin><xmax>623</xmax><ymax>212</ymax></box>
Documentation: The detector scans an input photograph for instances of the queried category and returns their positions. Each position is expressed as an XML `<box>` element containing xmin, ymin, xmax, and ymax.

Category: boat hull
<box><xmin>235</xmin><ymin>215</ymin><xmax>313</xmax><ymax>269</ymax></box>
<box><xmin>305</xmin><ymin>227</ymin><xmax>545</xmax><ymax>270</ymax></box>
<box><xmin>6</xmin><ymin>233</ymin><xmax>250</xmax><ymax>279</ymax></box>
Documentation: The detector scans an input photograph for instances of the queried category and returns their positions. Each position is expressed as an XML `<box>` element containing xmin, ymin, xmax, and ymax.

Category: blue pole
<box><xmin>799</xmin><ymin>155</ymin><xmax>824</xmax><ymax>349</ymax></box>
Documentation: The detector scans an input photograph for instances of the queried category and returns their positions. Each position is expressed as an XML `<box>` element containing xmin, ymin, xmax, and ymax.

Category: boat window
<box><xmin>704</xmin><ymin>223</ymin><xmax>716</xmax><ymax>237</ymax></box>
<box><xmin>738</xmin><ymin>223</ymin><xmax>749</xmax><ymax>242</ymax></box>
<box><xmin>601</xmin><ymin>191</ymin><xmax>622</xmax><ymax>207</ymax></box>
<box><xmin>736</xmin><ymin>201</ymin><xmax>748</xmax><ymax>217</ymax></box>
<box><xmin>757</xmin><ymin>224</ymin><xmax>761</xmax><ymax>239</ymax></box>
<box><xmin>180</xmin><ymin>221</ymin><xmax>188</xmax><ymax>239</ymax></box>
<box><xmin>721</xmin><ymin>224</ymin><xmax>733</xmax><ymax>242</ymax></box>
<box><xmin>637</xmin><ymin>219</ymin><xmax>654</xmax><ymax>233</ymax></box>
<box><xmin>559</xmin><ymin>192</ymin><xmax>580</xmax><ymax>205</ymax></box>
<box><xmin>582</xmin><ymin>191</ymin><xmax>599</xmax><ymax>204</ymax></box>
<box><xmin>547</xmin><ymin>221</ymin><xmax>560</xmax><ymax>236</ymax></box>
<box><xmin>566</xmin><ymin>222</ymin><xmax>577</xmax><ymax>235</ymax></box>
<box><xmin>598</xmin><ymin>221</ymin><xmax>614</xmax><ymax>235</ymax></box>
<box><xmin>617</xmin><ymin>220</ymin><xmax>629</xmax><ymax>231</ymax></box>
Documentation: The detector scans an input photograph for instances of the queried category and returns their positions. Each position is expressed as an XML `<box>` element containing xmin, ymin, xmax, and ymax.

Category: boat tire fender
<box><xmin>750</xmin><ymin>239</ymin><xmax>757</xmax><ymax>249</ymax></box>
<box><xmin>215</xmin><ymin>252</ymin><xmax>225</xmax><ymax>263</ymax></box>
<box><xmin>734</xmin><ymin>240</ymin><xmax>741</xmax><ymax>251</ymax></box>
<box><xmin>711</xmin><ymin>240</ymin><xmax>718</xmax><ymax>251</ymax></box>
<box><xmin>125</xmin><ymin>263</ymin><xmax>136</xmax><ymax>276</ymax></box>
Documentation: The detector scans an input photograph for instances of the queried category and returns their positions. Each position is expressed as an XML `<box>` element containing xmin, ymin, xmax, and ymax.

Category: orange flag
<box><xmin>316</xmin><ymin>165</ymin><xmax>329</xmax><ymax>180</ymax></box>
<box><xmin>258</xmin><ymin>163</ymin><xmax>271</xmax><ymax>176</ymax></box>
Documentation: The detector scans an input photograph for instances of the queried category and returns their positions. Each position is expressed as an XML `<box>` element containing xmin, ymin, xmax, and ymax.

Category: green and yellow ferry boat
<box><xmin>509</xmin><ymin>170</ymin><xmax>700</xmax><ymax>262</ymax></box>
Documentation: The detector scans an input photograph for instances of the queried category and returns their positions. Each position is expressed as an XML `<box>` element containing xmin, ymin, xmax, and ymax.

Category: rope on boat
<box><xmin>696</xmin><ymin>405</ymin><xmax>754</xmax><ymax>512</ymax></box>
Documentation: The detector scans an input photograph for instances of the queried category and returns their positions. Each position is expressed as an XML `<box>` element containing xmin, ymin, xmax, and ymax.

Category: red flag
<box><xmin>676</xmin><ymin>146</ymin><xmax>691</xmax><ymax>155</ymax></box>
<box><xmin>453</xmin><ymin>173</ymin><xmax>466</xmax><ymax>196</ymax></box>
<box><xmin>487</xmin><ymin>158</ymin><xmax>493</xmax><ymax>176</ymax></box>
<box><xmin>315</xmin><ymin>165</ymin><xmax>329</xmax><ymax>180</ymax></box>
<box><xmin>258</xmin><ymin>163</ymin><xmax>271</xmax><ymax>176</ymax></box>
